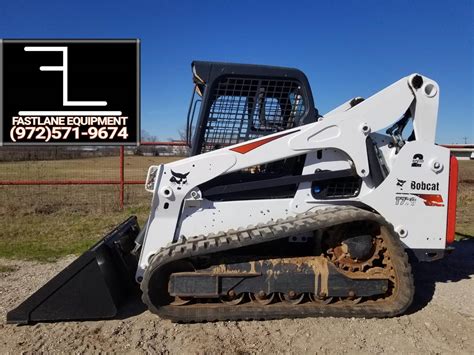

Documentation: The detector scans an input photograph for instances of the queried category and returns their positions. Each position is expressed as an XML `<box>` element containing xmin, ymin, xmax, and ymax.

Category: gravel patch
<box><xmin>1</xmin><ymin>239</ymin><xmax>473</xmax><ymax>354</ymax></box>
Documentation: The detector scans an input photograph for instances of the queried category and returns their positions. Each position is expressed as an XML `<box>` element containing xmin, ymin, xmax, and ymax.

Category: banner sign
<box><xmin>0</xmin><ymin>39</ymin><xmax>140</xmax><ymax>145</ymax></box>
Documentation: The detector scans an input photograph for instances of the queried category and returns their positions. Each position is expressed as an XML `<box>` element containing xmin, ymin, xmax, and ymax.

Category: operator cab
<box><xmin>187</xmin><ymin>61</ymin><xmax>319</xmax><ymax>155</ymax></box>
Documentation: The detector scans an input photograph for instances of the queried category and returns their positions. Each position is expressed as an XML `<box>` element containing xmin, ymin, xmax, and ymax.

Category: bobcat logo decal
<box><xmin>396</xmin><ymin>179</ymin><xmax>407</xmax><ymax>189</ymax></box>
<box><xmin>170</xmin><ymin>170</ymin><xmax>190</xmax><ymax>190</ymax></box>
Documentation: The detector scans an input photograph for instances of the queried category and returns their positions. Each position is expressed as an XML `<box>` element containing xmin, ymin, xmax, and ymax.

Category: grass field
<box><xmin>0</xmin><ymin>155</ymin><xmax>179</xmax><ymax>181</ymax></box>
<box><xmin>0</xmin><ymin>155</ymin><xmax>181</xmax><ymax>261</ymax></box>
<box><xmin>0</xmin><ymin>156</ymin><xmax>472</xmax><ymax>261</ymax></box>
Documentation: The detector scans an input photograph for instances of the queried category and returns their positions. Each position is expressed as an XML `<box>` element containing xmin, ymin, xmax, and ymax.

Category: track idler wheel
<box><xmin>250</xmin><ymin>291</ymin><xmax>275</xmax><ymax>305</ymax></box>
<box><xmin>220</xmin><ymin>291</ymin><xmax>245</xmax><ymax>305</ymax></box>
<box><xmin>279</xmin><ymin>291</ymin><xmax>305</xmax><ymax>305</ymax></box>
<box><xmin>171</xmin><ymin>296</ymin><xmax>192</xmax><ymax>306</ymax></box>
<box><xmin>308</xmin><ymin>293</ymin><xmax>333</xmax><ymax>305</ymax></box>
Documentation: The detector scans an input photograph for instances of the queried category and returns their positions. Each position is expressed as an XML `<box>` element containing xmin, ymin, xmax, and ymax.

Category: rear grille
<box><xmin>312</xmin><ymin>175</ymin><xmax>362</xmax><ymax>199</ymax></box>
<box><xmin>202</xmin><ymin>77</ymin><xmax>305</xmax><ymax>153</ymax></box>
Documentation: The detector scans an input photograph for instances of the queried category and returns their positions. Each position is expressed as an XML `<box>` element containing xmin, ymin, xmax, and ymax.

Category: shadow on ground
<box><xmin>408</xmin><ymin>238</ymin><xmax>474</xmax><ymax>314</ymax></box>
<box><xmin>115</xmin><ymin>289</ymin><xmax>147</xmax><ymax>320</ymax></box>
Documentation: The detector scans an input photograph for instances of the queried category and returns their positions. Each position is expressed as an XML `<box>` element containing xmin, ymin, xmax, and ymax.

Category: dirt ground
<box><xmin>0</xmin><ymin>239</ymin><xmax>473</xmax><ymax>354</ymax></box>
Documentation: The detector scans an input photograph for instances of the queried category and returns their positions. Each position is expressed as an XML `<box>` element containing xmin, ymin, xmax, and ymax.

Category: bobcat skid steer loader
<box><xmin>7</xmin><ymin>61</ymin><xmax>458</xmax><ymax>324</ymax></box>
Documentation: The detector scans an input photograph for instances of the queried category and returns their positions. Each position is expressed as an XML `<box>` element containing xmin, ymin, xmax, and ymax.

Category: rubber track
<box><xmin>141</xmin><ymin>206</ymin><xmax>414</xmax><ymax>322</ymax></box>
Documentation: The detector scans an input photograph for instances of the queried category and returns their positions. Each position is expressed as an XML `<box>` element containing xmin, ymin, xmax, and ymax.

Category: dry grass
<box><xmin>0</xmin><ymin>156</ymin><xmax>472</xmax><ymax>260</ymax></box>
<box><xmin>0</xmin><ymin>155</ymin><xmax>182</xmax><ymax>213</ymax></box>
<box><xmin>0</xmin><ymin>155</ymin><xmax>180</xmax><ymax>181</ymax></box>
<box><xmin>456</xmin><ymin>161</ymin><xmax>474</xmax><ymax>238</ymax></box>
<box><xmin>0</xmin><ymin>155</ymin><xmax>181</xmax><ymax>260</ymax></box>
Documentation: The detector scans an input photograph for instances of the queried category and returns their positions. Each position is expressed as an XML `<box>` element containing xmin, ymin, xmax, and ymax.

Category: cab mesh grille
<box><xmin>202</xmin><ymin>77</ymin><xmax>305</xmax><ymax>153</ymax></box>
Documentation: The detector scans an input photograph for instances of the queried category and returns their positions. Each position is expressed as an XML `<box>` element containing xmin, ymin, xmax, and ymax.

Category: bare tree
<box><xmin>178</xmin><ymin>126</ymin><xmax>186</xmax><ymax>141</ymax></box>
<box><xmin>141</xmin><ymin>129</ymin><xmax>158</xmax><ymax>142</ymax></box>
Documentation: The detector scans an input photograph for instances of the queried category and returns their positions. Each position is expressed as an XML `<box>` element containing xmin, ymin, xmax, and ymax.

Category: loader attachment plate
<box><xmin>7</xmin><ymin>216</ymin><xmax>141</xmax><ymax>325</ymax></box>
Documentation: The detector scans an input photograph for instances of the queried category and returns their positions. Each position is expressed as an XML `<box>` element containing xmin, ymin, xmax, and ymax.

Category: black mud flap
<box><xmin>7</xmin><ymin>216</ymin><xmax>141</xmax><ymax>325</ymax></box>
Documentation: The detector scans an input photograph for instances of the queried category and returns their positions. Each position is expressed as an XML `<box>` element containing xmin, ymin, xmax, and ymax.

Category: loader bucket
<box><xmin>6</xmin><ymin>216</ymin><xmax>141</xmax><ymax>325</ymax></box>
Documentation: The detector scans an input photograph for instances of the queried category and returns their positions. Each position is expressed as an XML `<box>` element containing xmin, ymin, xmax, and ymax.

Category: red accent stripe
<box><xmin>412</xmin><ymin>193</ymin><xmax>444</xmax><ymax>207</ymax></box>
<box><xmin>446</xmin><ymin>155</ymin><xmax>459</xmax><ymax>244</ymax></box>
<box><xmin>230</xmin><ymin>130</ymin><xmax>297</xmax><ymax>154</ymax></box>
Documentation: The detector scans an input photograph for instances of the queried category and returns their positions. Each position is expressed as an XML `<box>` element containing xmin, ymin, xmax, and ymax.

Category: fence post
<box><xmin>119</xmin><ymin>146</ymin><xmax>124</xmax><ymax>210</ymax></box>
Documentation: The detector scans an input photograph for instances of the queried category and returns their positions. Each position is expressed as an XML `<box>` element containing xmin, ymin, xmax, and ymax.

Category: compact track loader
<box><xmin>7</xmin><ymin>61</ymin><xmax>458</xmax><ymax>324</ymax></box>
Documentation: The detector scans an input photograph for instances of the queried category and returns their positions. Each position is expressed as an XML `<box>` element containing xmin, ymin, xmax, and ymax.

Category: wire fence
<box><xmin>0</xmin><ymin>142</ymin><xmax>187</xmax><ymax>215</ymax></box>
<box><xmin>1</xmin><ymin>143</ymin><xmax>468</xmax><ymax>217</ymax></box>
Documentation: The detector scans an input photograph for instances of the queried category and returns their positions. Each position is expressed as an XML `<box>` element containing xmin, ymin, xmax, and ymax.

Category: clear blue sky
<box><xmin>1</xmin><ymin>0</ymin><xmax>473</xmax><ymax>143</ymax></box>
